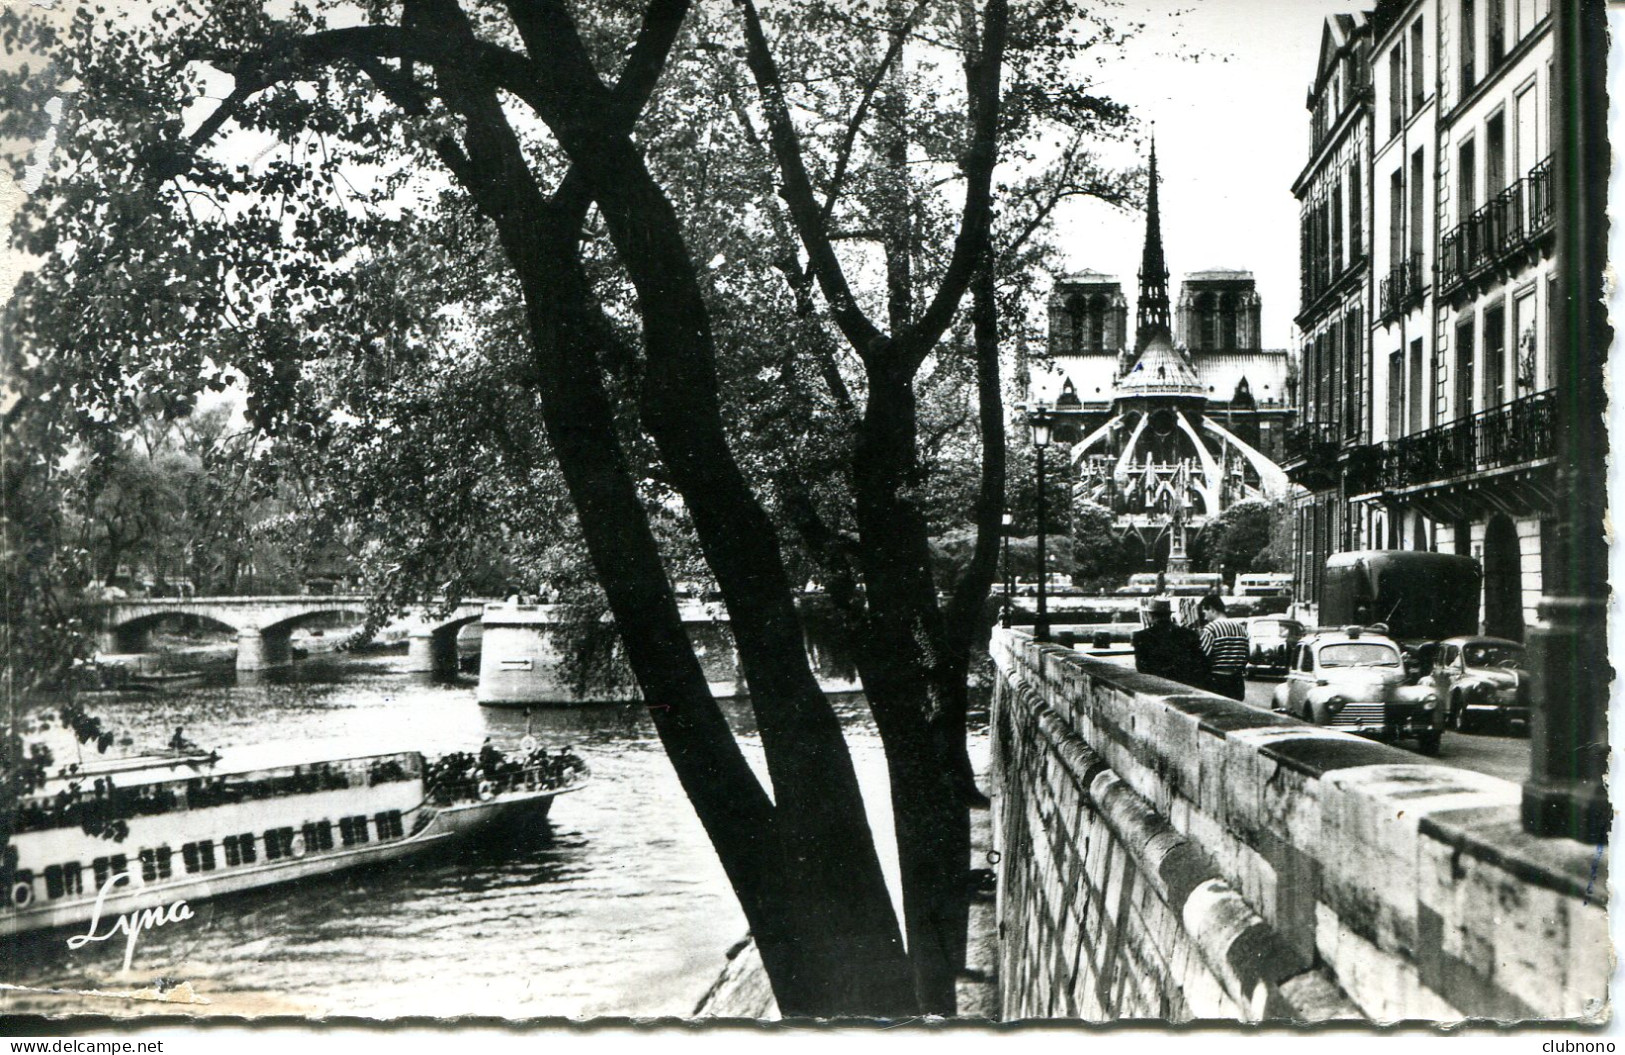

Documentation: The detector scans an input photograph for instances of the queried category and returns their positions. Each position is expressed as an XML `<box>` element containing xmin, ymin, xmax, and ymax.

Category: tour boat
<box><xmin>1</xmin><ymin>743</ymin><xmax>587</xmax><ymax>940</ymax></box>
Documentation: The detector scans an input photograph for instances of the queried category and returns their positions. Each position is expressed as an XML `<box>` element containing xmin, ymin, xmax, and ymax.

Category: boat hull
<box><xmin>2</xmin><ymin>785</ymin><xmax>573</xmax><ymax>941</ymax></box>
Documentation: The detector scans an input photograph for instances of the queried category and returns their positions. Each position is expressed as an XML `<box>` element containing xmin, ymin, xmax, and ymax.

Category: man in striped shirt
<box><xmin>1197</xmin><ymin>595</ymin><xmax>1250</xmax><ymax>700</ymax></box>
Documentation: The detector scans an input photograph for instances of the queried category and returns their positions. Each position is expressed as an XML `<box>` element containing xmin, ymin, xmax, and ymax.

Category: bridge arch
<box><xmin>98</xmin><ymin>611</ymin><xmax>241</xmax><ymax>654</ymax></box>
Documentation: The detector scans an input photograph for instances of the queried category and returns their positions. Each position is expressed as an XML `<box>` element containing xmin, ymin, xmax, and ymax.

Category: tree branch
<box><xmin>817</xmin><ymin>0</ymin><xmax>932</xmax><ymax>231</ymax></box>
<box><xmin>734</xmin><ymin>0</ymin><xmax>888</xmax><ymax>360</ymax></box>
<box><xmin>895</xmin><ymin>0</ymin><xmax>1007</xmax><ymax>373</ymax></box>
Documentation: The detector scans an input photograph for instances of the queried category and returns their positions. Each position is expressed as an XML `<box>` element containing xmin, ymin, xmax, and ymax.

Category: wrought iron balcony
<box><xmin>1379</xmin><ymin>253</ymin><xmax>1424</xmax><ymax>319</ymax></box>
<box><xmin>1384</xmin><ymin>390</ymin><xmax>1555</xmax><ymax>490</ymax></box>
<box><xmin>1438</xmin><ymin>155</ymin><xmax>1554</xmax><ymax>296</ymax></box>
<box><xmin>1342</xmin><ymin>443</ymin><xmax>1387</xmax><ymax>496</ymax></box>
<box><xmin>1284</xmin><ymin>420</ymin><xmax>1342</xmax><ymax>488</ymax></box>
<box><xmin>1527</xmin><ymin>155</ymin><xmax>1554</xmax><ymax>235</ymax></box>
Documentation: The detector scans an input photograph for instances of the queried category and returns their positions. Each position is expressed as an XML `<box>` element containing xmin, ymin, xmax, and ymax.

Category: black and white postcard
<box><xmin>0</xmin><ymin>0</ymin><xmax>1612</xmax><ymax>1035</ymax></box>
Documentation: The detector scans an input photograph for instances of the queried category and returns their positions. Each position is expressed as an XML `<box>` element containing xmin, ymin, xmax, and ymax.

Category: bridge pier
<box><xmin>236</xmin><ymin>628</ymin><xmax>290</xmax><ymax>671</ymax></box>
<box><xmin>406</xmin><ymin>627</ymin><xmax>462</xmax><ymax>674</ymax></box>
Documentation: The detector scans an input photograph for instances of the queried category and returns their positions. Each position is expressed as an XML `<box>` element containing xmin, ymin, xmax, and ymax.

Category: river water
<box><xmin>5</xmin><ymin>651</ymin><xmax>980</xmax><ymax>1020</ymax></box>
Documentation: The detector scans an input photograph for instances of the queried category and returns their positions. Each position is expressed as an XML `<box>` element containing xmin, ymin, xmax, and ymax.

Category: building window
<box><xmin>1546</xmin><ymin>275</ymin><xmax>1558</xmax><ymax>387</ymax></box>
<box><xmin>1389</xmin><ymin>44</ymin><xmax>1405</xmax><ymax>137</ymax></box>
<box><xmin>1197</xmin><ymin>293</ymin><xmax>1218</xmax><ymax>350</ymax></box>
<box><xmin>1409</xmin><ymin>149</ymin><xmax>1425</xmax><ymax>259</ymax></box>
<box><xmin>1389</xmin><ymin>169</ymin><xmax>1405</xmax><ymax>269</ymax></box>
<box><xmin>1487</xmin><ymin>0</ymin><xmax>1506</xmax><ymax>65</ymax></box>
<box><xmin>1487</xmin><ymin>111</ymin><xmax>1507</xmax><ymax>195</ymax></box>
<box><xmin>1458</xmin><ymin>138</ymin><xmax>1477</xmax><ymax>220</ymax></box>
<box><xmin>1343</xmin><ymin>313</ymin><xmax>1361</xmax><ymax>438</ymax></box>
<box><xmin>1409</xmin><ymin>338</ymin><xmax>1425</xmax><ymax>434</ymax></box>
<box><xmin>1483</xmin><ymin>303</ymin><xmax>1507</xmax><ymax>407</ymax></box>
<box><xmin>1327</xmin><ymin>325</ymin><xmax>1342</xmax><ymax>431</ymax></box>
<box><xmin>1387</xmin><ymin>351</ymin><xmax>1404</xmax><ymax>439</ymax></box>
<box><xmin>1220</xmin><ymin>293</ymin><xmax>1239</xmax><ymax>351</ymax></box>
<box><xmin>1516</xmin><ymin>83</ymin><xmax>1539</xmax><ymax>178</ymax></box>
<box><xmin>1331</xmin><ymin>181</ymin><xmax>1344</xmax><ymax>271</ymax></box>
<box><xmin>1065</xmin><ymin>295</ymin><xmax>1087</xmax><ymax>355</ymax></box>
<box><xmin>1349</xmin><ymin>164</ymin><xmax>1362</xmax><ymax>256</ymax></box>
<box><xmin>1455</xmin><ymin>319</ymin><xmax>1476</xmax><ymax>419</ymax></box>
<box><xmin>1461</xmin><ymin>0</ymin><xmax>1477</xmax><ymax>94</ymax></box>
<box><xmin>1410</xmin><ymin>18</ymin><xmax>1426</xmax><ymax>110</ymax></box>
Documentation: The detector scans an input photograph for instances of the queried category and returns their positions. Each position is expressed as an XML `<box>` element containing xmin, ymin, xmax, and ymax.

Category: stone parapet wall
<box><xmin>990</xmin><ymin>630</ymin><xmax>1609</xmax><ymax>1023</ymax></box>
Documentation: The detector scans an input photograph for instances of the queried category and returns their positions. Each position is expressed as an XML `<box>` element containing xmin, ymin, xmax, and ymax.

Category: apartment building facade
<box><xmin>1285</xmin><ymin>14</ymin><xmax>1373</xmax><ymax>610</ymax></box>
<box><xmin>1290</xmin><ymin>0</ymin><xmax>1556</xmax><ymax>640</ymax></box>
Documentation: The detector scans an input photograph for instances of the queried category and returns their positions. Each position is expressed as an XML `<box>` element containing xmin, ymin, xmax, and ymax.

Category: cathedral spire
<box><xmin>1136</xmin><ymin>134</ymin><xmax>1172</xmax><ymax>349</ymax></box>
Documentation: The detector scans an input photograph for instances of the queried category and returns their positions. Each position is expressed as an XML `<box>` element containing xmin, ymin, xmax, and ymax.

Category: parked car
<box><xmin>1423</xmin><ymin>636</ymin><xmax>1530</xmax><ymax>733</ymax></box>
<box><xmin>1271</xmin><ymin>626</ymin><xmax>1444</xmax><ymax>754</ymax></box>
<box><xmin>1245</xmin><ymin>617</ymin><xmax>1304</xmax><ymax>677</ymax></box>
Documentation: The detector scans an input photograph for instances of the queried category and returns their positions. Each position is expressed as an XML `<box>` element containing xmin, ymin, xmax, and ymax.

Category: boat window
<box><xmin>47</xmin><ymin>863</ymin><xmax>84</xmax><ymax>898</ymax></box>
<box><xmin>182</xmin><ymin>841</ymin><xmax>217</xmax><ymax>874</ymax></box>
<box><xmin>91</xmin><ymin>855</ymin><xmax>129</xmax><ymax>889</ymax></box>
<box><xmin>223</xmin><ymin>834</ymin><xmax>258</xmax><ymax>867</ymax></box>
<box><xmin>263</xmin><ymin>827</ymin><xmax>296</xmax><ymax>860</ymax></box>
<box><xmin>375</xmin><ymin>810</ymin><xmax>405</xmax><ymax>840</ymax></box>
<box><xmin>11</xmin><ymin>870</ymin><xmax>34</xmax><ymax>906</ymax></box>
<box><xmin>301</xmin><ymin>821</ymin><xmax>335</xmax><ymax>853</ymax></box>
<box><xmin>339</xmin><ymin>816</ymin><xmax>371</xmax><ymax>847</ymax></box>
<box><xmin>139</xmin><ymin>848</ymin><xmax>173</xmax><ymax>882</ymax></box>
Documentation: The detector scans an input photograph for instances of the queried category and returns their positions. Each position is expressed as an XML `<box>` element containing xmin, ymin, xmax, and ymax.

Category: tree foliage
<box><xmin>1192</xmin><ymin>497</ymin><xmax>1276</xmax><ymax>575</ymax></box>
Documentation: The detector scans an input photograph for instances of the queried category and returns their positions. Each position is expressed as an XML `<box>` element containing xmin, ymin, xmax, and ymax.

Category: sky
<box><xmin>1051</xmin><ymin>0</ymin><xmax>1364</xmax><ymax>350</ymax></box>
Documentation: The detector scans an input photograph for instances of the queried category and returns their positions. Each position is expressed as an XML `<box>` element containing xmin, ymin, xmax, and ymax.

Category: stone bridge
<box><xmin>989</xmin><ymin>628</ymin><xmax>1608</xmax><ymax>1022</ymax></box>
<box><xmin>87</xmin><ymin>596</ymin><xmax>490</xmax><ymax>672</ymax></box>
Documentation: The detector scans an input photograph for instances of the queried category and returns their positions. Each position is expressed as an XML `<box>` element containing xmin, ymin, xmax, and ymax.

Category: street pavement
<box><xmin>1240</xmin><ymin>677</ymin><xmax>1532</xmax><ymax>784</ymax></box>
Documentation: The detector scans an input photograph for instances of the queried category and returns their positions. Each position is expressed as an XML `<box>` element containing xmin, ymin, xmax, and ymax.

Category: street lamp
<box><xmin>1027</xmin><ymin>402</ymin><xmax>1055</xmax><ymax>643</ymax></box>
<box><xmin>1000</xmin><ymin>511</ymin><xmax>1015</xmax><ymax>629</ymax></box>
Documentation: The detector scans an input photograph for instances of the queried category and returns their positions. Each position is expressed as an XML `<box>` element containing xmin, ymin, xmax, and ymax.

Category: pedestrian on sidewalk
<box><xmin>1197</xmin><ymin>594</ymin><xmax>1249</xmax><ymax>700</ymax></box>
<box><xmin>1133</xmin><ymin>598</ymin><xmax>1208</xmax><ymax>689</ymax></box>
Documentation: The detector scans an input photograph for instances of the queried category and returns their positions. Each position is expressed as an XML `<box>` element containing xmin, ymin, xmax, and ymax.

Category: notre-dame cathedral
<box><xmin>1026</xmin><ymin>142</ymin><xmax>1297</xmax><ymax>569</ymax></box>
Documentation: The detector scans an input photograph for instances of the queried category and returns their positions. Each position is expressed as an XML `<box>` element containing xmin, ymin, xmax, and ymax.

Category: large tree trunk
<box><xmin>936</xmin><ymin>259</ymin><xmax>1007</xmax><ymax>801</ymax></box>
<box><xmin>850</xmin><ymin>367</ymin><xmax>973</xmax><ymax>1014</ymax></box>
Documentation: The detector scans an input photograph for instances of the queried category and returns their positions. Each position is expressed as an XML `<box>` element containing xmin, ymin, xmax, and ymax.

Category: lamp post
<box><xmin>1000</xmin><ymin>511</ymin><xmax>1015</xmax><ymax>629</ymax></box>
<box><xmin>1028</xmin><ymin>402</ymin><xmax>1054</xmax><ymax>643</ymax></box>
